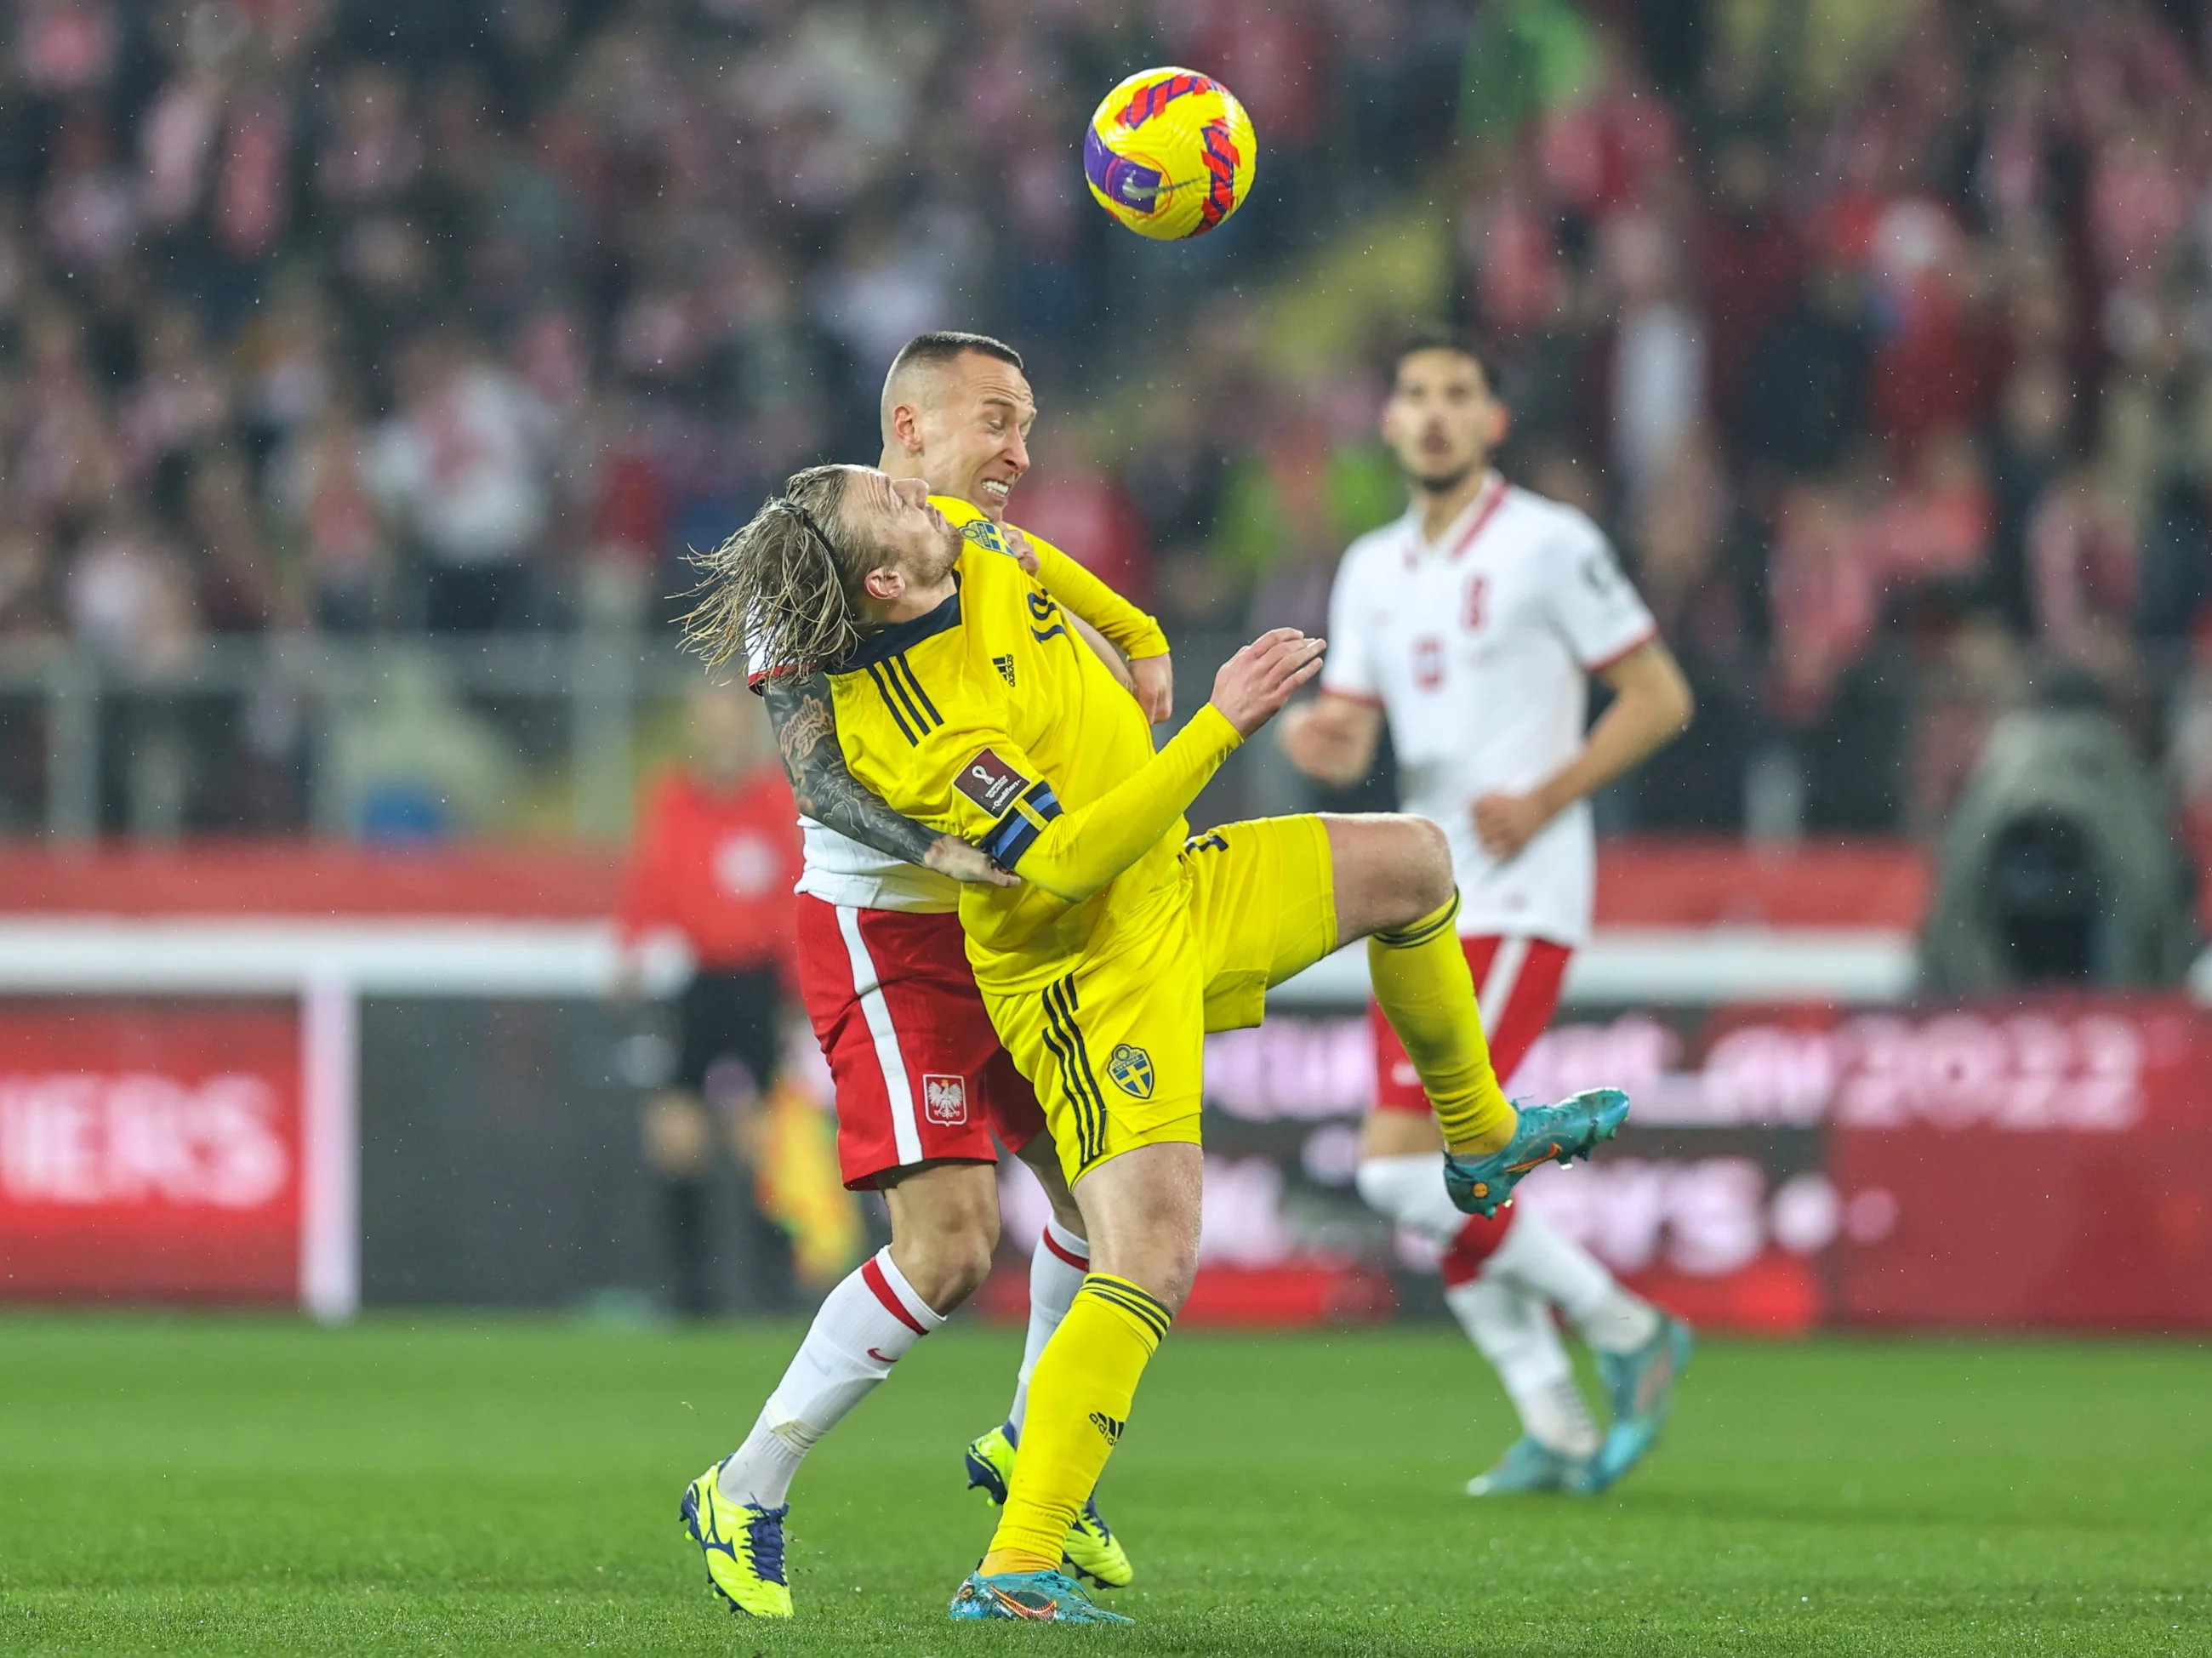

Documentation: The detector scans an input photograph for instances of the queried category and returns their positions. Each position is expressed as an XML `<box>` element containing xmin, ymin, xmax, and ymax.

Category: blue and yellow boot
<box><xmin>962</xmin><ymin>1421</ymin><xmax>1019</xmax><ymax>1503</ymax></box>
<box><xmin>678</xmin><ymin>1461</ymin><xmax>792</xmax><ymax>1618</ymax></box>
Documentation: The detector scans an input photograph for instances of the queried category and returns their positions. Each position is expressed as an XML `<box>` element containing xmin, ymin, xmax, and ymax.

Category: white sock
<box><xmin>1485</xmin><ymin>1209</ymin><xmax>1659</xmax><ymax>1354</ymax></box>
<box><xmin>1445</xmin><ymin>1275</ymin><xmax>1601</xmax><ymax>1458</ymax></box>
<box><xmin>1008</xmin><ymin>1219</ymin><xmax>1089</xmax><ymax>1435</ymax></box>
<box><xmin>1354</xmin><ymin>1154</ymin><xmax>1467</xmax><ymax>1245</ymax></box>
<box><xmin>717</xmin><ymin>1247</ymin><xmax>944</xmax><ymax>1507</ymax></box>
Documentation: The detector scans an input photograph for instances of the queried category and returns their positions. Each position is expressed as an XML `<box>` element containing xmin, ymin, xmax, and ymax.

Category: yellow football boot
<box><xmin>678</xmin><ymin>1462</ymin><xmax>792</xmax><ymax>1618</ymax></box>
<box><xmin>962</xmin><ymin>1421</ymin><xmax>1133</xmax><ymax>1589</ymax></box>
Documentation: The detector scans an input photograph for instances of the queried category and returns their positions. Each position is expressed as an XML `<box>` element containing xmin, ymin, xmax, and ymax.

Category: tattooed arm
<box><xmin>759</xmin><ymin>673</ymin><xmax>1019</xmax><ymax>888</ymax></box>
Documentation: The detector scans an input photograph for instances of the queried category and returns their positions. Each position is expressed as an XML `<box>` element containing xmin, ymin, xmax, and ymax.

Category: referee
<box><xmin>617</xmin><ymin>683</ymin><xmax>803</xmax><ymax>1316</ymax></box>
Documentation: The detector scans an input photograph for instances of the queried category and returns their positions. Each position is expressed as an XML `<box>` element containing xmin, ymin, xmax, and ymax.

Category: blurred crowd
<box><xmin>0</xmin><ymin>0</ymin><xmax>1461</xmax><ymax>664</ymax></box>
<box><xmin>1436</xmin><ymin>0</ymin><xmax>2212</xmax><ymax>840</ymax></box>
<box><xmin>1211</xmin><ymin>0</ymin><xmax>2212</xmax><ymax>840</ymax></box>
<box><xmin>4</xmin><ymin>0</ymin><xmax>2212</xmax><ymax>846</ymax></box>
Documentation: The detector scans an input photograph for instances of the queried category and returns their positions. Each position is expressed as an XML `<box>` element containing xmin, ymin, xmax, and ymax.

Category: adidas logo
<box><xmin>994</xmin><ymin>654</ymin><xmax>1017</xmax><ymax>686</ymax></box>
<box><xmin>1087</xmin><ymin>1410</ymin><xmax>1124</xmax><ymax>1446</ymax></box>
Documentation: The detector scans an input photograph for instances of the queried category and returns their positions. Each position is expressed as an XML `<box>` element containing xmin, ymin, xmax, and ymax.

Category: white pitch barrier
<box><xmin>0</xmin><ymin>919</ymin><xmax>1911</xmax><ymax>1004</ymax></box>
<box><xmin>0</xmin><ymin>917</ymin><xmax>1921</xmax><ymax>1322</ymax></box>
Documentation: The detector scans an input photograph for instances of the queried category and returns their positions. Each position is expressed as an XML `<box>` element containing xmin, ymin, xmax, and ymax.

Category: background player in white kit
<box><xmin>681</xmin><ymin>333</ymin><xmax>1166</xmax><ymax>1618</ymax></box>
<box><xmin>1280</xmin><ymin>331</ymin><xmax>1697</xmax><ymax>1496</ymax></box>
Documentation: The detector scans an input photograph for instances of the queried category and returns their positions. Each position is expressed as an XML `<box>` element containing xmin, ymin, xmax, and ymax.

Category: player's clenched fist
<box><xmin>1207</xmin><ymin>627</ymin><xmax>1326</xmax><ymax>738</ymax></box>
<box><xmin>1276</xmin><ymin>698</ymin><xmax>1373</xmax><ymax>788</ymax></box>
<box><xmin>1473</xmin><ymin>789</ymin><xmax>1551</xmax><ymax>860</ymax></box>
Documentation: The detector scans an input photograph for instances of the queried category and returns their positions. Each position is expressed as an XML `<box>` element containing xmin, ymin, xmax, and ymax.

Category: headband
<box><xmin>777</xmin><ymin>496</ymin><xmax>844</xmax><ymax>570</ymax></box>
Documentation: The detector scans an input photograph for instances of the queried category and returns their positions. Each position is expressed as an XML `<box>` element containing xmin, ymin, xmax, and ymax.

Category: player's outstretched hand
<box><xmin>1209</xmin><ymin>628</ymin><xmax>1325</xmax><ymax>738</ymax></box>
<box><xmin>1132</xmin><ymin>652</ymin><xmax>1174</xmax><ymax>724</ymax></box>
<box><xmin>924</xmin><ymin>834</ymin><xmax>1022</xmax><ymax>888</ymax></box>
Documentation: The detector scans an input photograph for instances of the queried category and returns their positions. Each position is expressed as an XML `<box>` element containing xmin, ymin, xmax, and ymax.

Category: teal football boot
<box><xmin>1465</xmin><ymin>1435</ymin><xmax>1593</xmax><ymax>1496</ymax></box>
<box><xmin>1587</xmin><ymin>1314</ymin><xmax>1694</xmax><ymax>1492</ymax></box>
<box><xmin>1443</xmin><ymin>1088</ymin><xmax>1630</xmax><ymax>1217</ymax></box>
<box><xmin>949</xmin><ymin>1566</ymin><xmax>1133</xmax><ymax>1623</ymax></box>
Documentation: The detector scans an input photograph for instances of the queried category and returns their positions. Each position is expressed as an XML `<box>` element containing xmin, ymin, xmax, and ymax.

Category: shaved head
<box><xmin>877</xmin><ymin>356</ymin><xmax>938</xmax><ymax>442</ymax></box>
<box><xmin>875</xmin><ymin>332</ymin><xmax>1037</xmax><ymax>522</ymax></box>
<box><xmin>878</xmin><ymin>330</ymin><xmax>1024</xmax><ymax>440</ymax></box>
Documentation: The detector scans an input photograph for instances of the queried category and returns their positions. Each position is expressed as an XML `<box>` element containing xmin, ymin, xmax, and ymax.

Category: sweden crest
<box><xmin>1107</xmin><ymin>1044</ymin><xmax>1154</xmax><ymax>1100</ymax></box>
<box><xmin>961</xmin><ymin>518</ymin><xmax>1008</xmax><ymax>556</ymax></box>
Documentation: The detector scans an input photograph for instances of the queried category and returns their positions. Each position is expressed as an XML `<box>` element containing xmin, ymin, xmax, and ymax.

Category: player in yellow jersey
<box><xmin>678</xmin><ymin>335</ymin><xmax>1158</xmax><ymax>1620</ymax></box>
<box><xmin>693</xmin><ymin>464</ymin><xmax>1630</xmax><ymax>1626</ymax></box>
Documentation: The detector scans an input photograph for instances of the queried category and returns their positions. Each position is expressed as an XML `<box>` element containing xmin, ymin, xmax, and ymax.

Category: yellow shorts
<box><xmin>985</xmin><ymin>815</ymin><xmax>1338</xmax><ymax>1189</ymax></box>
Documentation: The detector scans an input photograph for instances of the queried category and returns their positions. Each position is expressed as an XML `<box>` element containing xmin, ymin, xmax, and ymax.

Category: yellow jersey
<box><xmin>825</xmin><ymin>495</ymin><xmax>1238</xmax><ymax>993</ymax></box>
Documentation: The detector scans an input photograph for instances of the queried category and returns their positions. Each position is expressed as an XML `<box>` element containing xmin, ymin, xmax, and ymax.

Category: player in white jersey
<box><xmin>1280</xmin><ymin>331</ymin><xmax>1696</xmax><ymax>1496</ymax></box>
<box><xmin>681</xmin><ymin>334</ymin><xmax>1166</xmax><ymax>1618</ymax></box>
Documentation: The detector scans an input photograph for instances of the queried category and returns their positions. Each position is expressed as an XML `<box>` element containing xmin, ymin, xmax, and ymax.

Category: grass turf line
<box><xmin>0</xmin><ymin>1315</ymin><xmax>2204</xmax><ymax>1655</ymax></box>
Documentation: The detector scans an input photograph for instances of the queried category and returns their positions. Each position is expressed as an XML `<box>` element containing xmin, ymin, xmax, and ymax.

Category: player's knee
<box><xmin>1141</xmin><ymin>1224</ymin><xmax>1203</xmax><ymax>1311</ymax></box>
<box><xmin>1387</xmin><ymin>816</ymin><xmax>1456</xmax><ymax>921</ymax></box>
<box><xmin>943</xmin><ymin>1211</ymin><xmax>1001</xmax><ymax>1302</ymax></box>
<box><xmin>1147</xmin><ymin>1239</ymin><xmax>1201</xmax><ymax>1314</ymax></box>
<box><xmin>1092</xmin><ymin>1228</ymin><xmax>1199</xmax><ymax>1313</ymax></box>
<box><xmin>942</xmin><ymin>1235</ymin><xmax>998</xmax><ymax>1305</ymax></box>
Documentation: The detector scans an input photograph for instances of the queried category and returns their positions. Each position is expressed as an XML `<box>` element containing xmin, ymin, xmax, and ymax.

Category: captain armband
<box><xmin>981</xmin><ymin>781</ymin><xmax>1063</xmax><ymax>869</ymax></box>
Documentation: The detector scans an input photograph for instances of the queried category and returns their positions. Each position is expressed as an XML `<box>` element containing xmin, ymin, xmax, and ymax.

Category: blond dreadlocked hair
<box><xmin>684</xmin><ymin>464</ymin><xmax>864</xmax><ymax>679</ymax></box>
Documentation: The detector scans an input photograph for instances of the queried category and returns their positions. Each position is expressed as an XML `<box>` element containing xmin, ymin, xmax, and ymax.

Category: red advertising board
<box><xmin>0</xmin><ymin>1000</ymin><xmax>302</xmax><ymax>1303</ymax></box>
<box><xmin>1825</xmin><ymin>1001</ymin><xmax>2212</xmax><ymax>1329</ymax></box>
<box><xmin>1499</xmin><ymin>995</ymin><xmax>2212</xmax><ymax>1331</ymax></box>
<box><xmin>1172</xmin><ymin>995</ymin><xmax>2212</xmax><ymax>1332</ymax></box>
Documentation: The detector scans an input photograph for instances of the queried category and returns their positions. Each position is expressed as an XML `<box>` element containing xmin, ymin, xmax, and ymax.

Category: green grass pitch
<box><xmin>0</xmin><ymin>1315</ymin><xmax>2204</xmax><ymax>1655</ymax></box>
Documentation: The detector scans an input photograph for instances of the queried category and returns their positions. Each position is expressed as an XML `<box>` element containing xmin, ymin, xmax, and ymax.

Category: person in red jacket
<box><xmin>619</xmin><ymin>682</ymin><xmax>804</xmax><ymax>1316</ymax></box>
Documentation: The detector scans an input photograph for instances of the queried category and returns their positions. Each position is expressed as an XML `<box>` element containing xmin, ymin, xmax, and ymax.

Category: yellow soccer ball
<box><xmin>1083</xmin><ymin>66</ymin><xmax>1257</xmax><ymax>241</ymax></box>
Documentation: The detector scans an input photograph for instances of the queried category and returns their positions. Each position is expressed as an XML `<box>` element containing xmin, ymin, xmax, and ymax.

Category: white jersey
<box><xmin>742</xmin><ymin>669</ymin><xmax>961</xmax><ymax>915</ymax></box>
<box><xmin>792</xmin><ymin>817</ymin><xmax>959</xmax><ymax>914</ymax></box>
<box><xmin>746</xmin><ymin>510</ymin><xmax>976</xmax><ymax>915</ymax></box>
<box><xmin>1320</xmin><ymin>473</ymin><xmax>1656</xmax><ymax>948</ymax></box>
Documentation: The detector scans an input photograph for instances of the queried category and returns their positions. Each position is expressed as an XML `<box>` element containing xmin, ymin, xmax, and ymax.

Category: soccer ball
<box><xmin>1083</xmin><ymin>67</ymin><xmax>1257</xmax><ymax>241</ymax></box>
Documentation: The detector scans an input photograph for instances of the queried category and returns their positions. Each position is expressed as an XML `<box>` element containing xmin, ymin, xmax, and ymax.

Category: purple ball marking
<box><xmin>1084</xmin><ymin>123</ymin><xmax>1162</xmax><ymax>212</ymax></box>
<box><xmin>1081</xmin><ymin>124</ymin><xmax>1116</xmax><ymax>194</ymax></box>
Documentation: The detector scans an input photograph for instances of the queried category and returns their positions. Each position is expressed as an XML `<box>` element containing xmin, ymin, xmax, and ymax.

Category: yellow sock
<box><xmin>1367</xmin><ymin>895</ymin><xmax>1515</xmax><ymax>1152</ymax></box>
<box><xmin>979</xmin><ymin>1273</ymin><xmax>1169</xmax><ymax>1575</ymax></box>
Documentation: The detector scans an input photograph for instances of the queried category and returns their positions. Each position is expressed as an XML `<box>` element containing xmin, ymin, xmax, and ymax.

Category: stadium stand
<box><xmin>0</xmin><ymin>2</ymin><xmax>2205</xmax><ymax>852</ymax></box>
